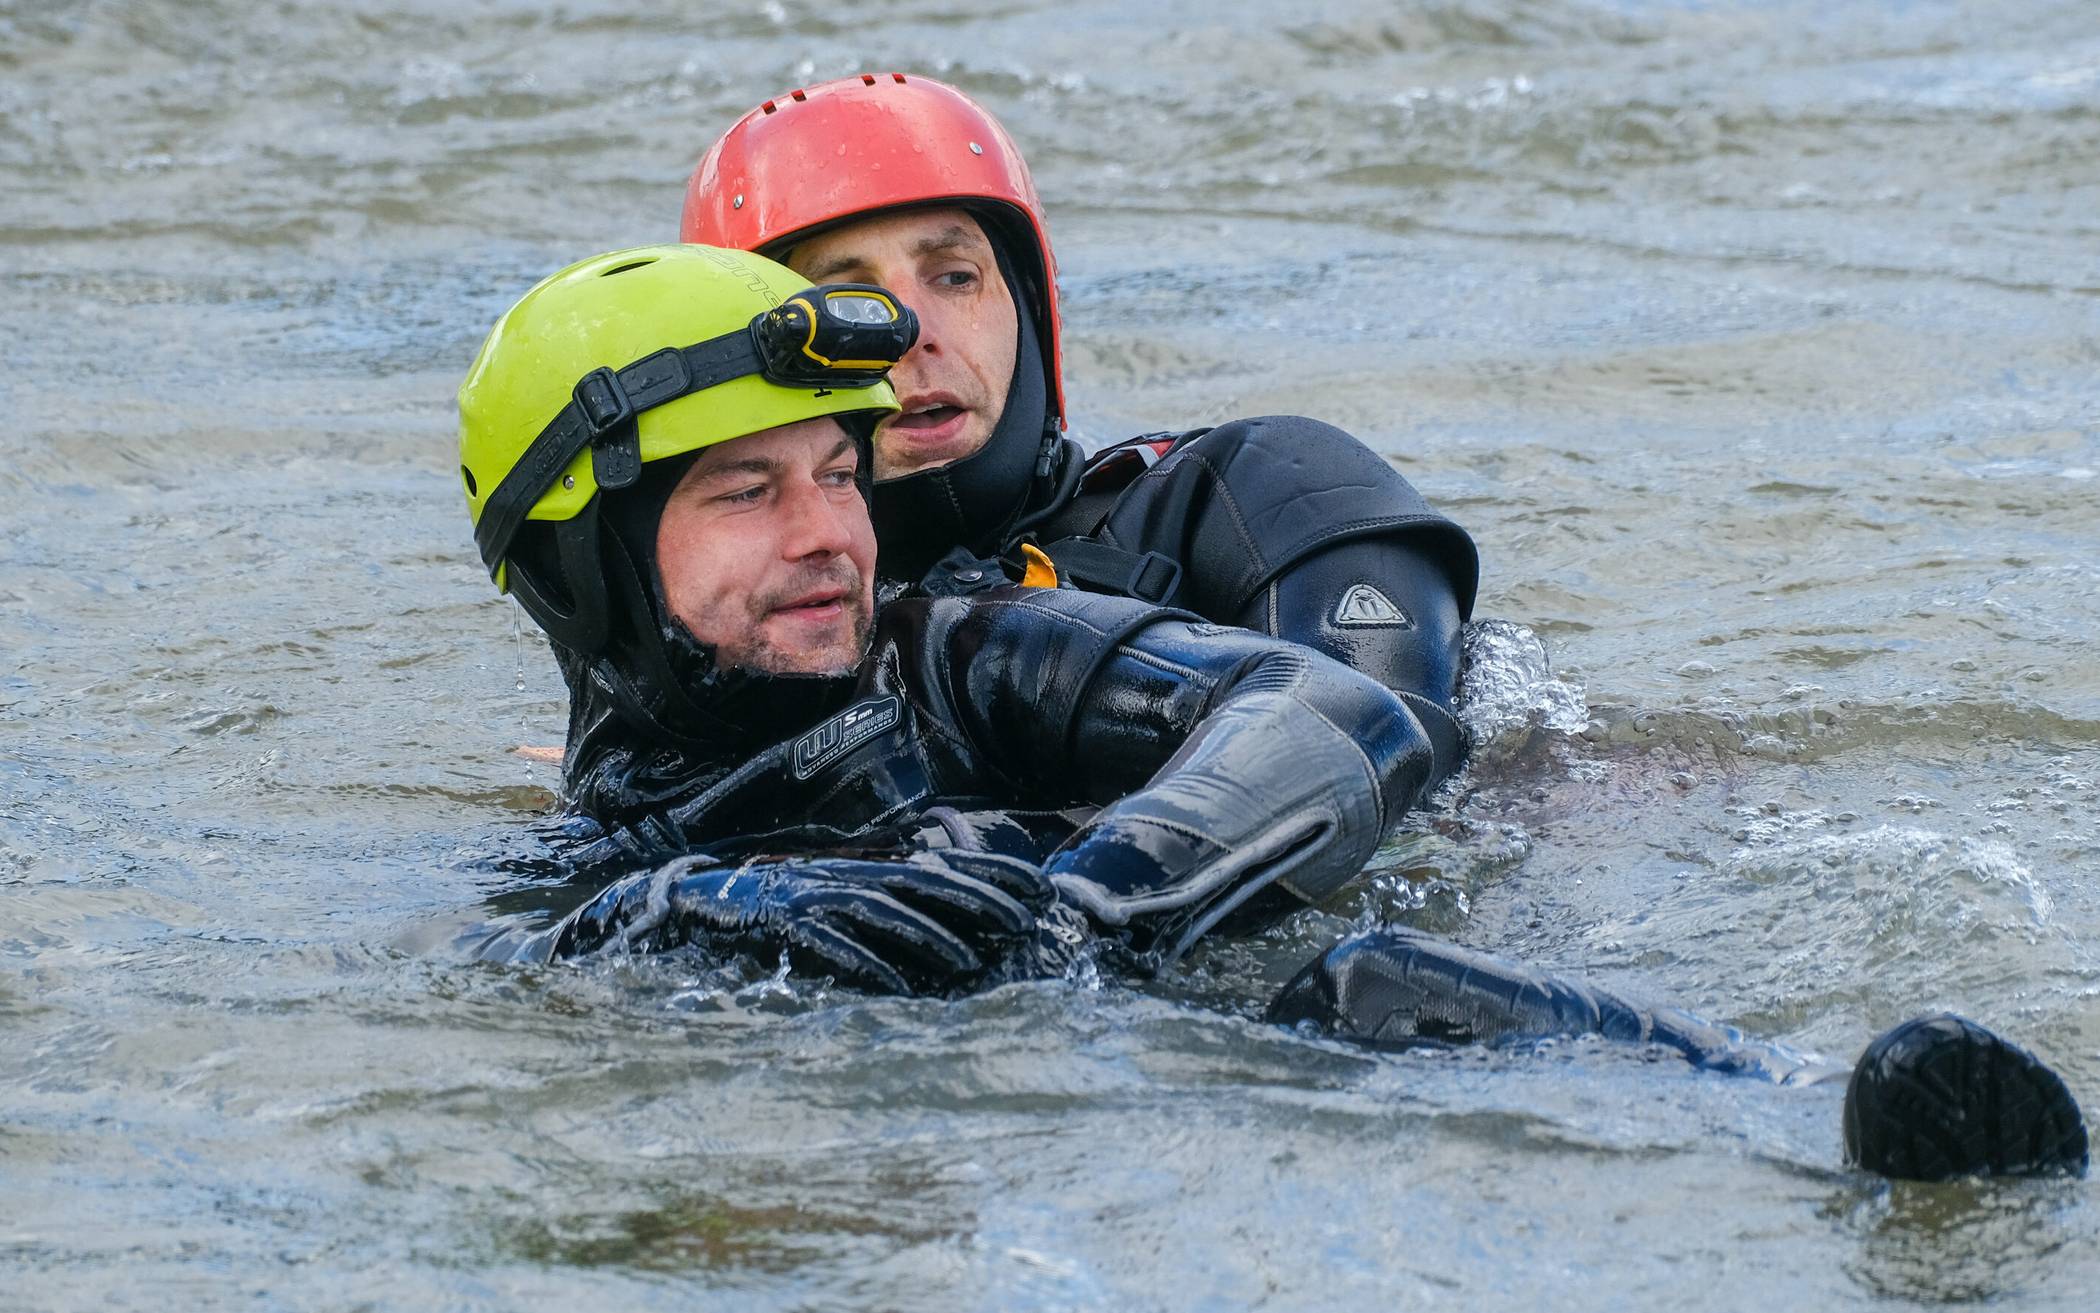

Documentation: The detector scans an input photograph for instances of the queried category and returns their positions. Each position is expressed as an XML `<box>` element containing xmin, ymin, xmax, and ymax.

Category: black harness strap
<box><xmin>1035</xmin><ymin>536</ymin><xmax>1185</xmax><ymax>606</ymax></box>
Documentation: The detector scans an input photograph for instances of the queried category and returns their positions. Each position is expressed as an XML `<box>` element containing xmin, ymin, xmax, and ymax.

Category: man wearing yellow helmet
<box><xmin>459</xmin><ymin>245</ymin><xmax>904</xmax><ymax>817</ymax></box>
<box><xmin>462</xmin><ymin>243</ymin><xmax>1443</xmax><ymax>985</ymax></box>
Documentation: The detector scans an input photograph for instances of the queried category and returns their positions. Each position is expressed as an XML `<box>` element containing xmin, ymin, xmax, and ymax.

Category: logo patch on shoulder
<box><xmin>1332</xmin><ymin>583</ymin><xmax>1413</xmax><ymax>628</ymax></box>
<box><xmin>791</xmin><ymin>696</ymin><xmax>902</xmax><ymax>781</ymax></box>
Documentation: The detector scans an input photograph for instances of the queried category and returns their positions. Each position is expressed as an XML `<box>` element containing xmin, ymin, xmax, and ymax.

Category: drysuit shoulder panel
<box><xmin>1090</xmin><ymin>415</ymin><xmax>1478</xmax><ymax>620</ymax></box>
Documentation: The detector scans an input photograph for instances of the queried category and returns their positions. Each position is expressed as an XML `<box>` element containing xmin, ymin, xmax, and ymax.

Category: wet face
<box><xmin>654</xmin><ymin>416</ymin><xmax>876</xmax><ymax>675</ymax></box>
<box><xmin>785</xmin><ymin>208</ymin><xmax>1019</xmax><ymax>481</ymax></box>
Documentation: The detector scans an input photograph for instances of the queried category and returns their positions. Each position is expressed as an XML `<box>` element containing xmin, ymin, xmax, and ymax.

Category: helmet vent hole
<box><xmin>599</xmin><ymin>259</ymin><xmax>656</xmax><ymax>277</ymax></box>
<box><xmin>460</xmin><ymin>464</ymin><xmax>479</xmax><ymax>497</ymax></box>
<box><xmin>790</xmin><ymin>88</ymin><xmax>806</xmax><ymax>102</ymax></box>
<box><xmin>860</xmin><ymin>73</ymin><xmax>876</xmax><ymax>86</ymax></box>
<box><xmin>892</xmin><ymin>73</ymin><xmax>907</xmax><ymax>83</ymax></box>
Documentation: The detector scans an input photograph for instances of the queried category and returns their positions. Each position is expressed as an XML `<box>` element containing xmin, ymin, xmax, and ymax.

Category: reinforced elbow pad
<box><xmin>1044</xmin><ymin>643</ymin><xmax>1434</xmax><ymax>968</ymax></box>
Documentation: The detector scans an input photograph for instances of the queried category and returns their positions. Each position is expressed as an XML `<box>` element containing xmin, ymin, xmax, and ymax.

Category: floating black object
<box><xmin>1843</xmin><ymin>1012</ymin><xmax>2088</xmax><ymax>1181</ymax></box>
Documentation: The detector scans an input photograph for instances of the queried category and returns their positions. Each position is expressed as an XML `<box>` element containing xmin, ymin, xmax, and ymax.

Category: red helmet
<box><xmin>682</xmin><ymin>73</ymin><xmax>1065</xmax><ymax>425</ymax></box>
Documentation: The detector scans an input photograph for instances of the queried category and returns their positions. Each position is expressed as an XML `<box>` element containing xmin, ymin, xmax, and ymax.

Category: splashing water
<box><xmin>1456</xmin><ymin>618</ymin><xmax>1590</xmax><ymax>761</ymax></box>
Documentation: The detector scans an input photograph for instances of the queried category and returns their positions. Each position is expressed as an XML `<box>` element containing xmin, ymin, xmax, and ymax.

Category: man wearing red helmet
<box><xmin>682</xmin><ymin>73</ymin><xmax>1477</xmax><ymax>786</ymax></box>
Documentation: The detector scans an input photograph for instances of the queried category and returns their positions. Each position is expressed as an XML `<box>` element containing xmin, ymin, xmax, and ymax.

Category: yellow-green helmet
<box><xmin>458</xmin><ymin>243</ymin><xmax>909</xmax><ymax>653</ymax></box>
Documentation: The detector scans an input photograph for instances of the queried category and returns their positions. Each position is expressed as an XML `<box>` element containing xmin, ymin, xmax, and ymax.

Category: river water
<box><xmin>5</xmin><ymin>0</ymin><xmax>2098</xmax><ymax>1308</ymax></box>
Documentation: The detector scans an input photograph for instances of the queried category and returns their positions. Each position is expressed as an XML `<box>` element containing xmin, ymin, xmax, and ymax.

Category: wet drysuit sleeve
<box><xmin>1266</xmin><ymin>926</ymin><xmax>1842</xmax><ymax>1085</ymax></box>
<box><xmin>930</xmin><ymin>590</ymin><xmax>1439</xmax><ymax>968</ymax></box>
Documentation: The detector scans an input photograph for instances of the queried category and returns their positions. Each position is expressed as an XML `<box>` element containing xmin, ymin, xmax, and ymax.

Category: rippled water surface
<box><xmin>5</xmin><ymin>1</ymin><xmax>2098</xmax><ymax>1308</ymax></box>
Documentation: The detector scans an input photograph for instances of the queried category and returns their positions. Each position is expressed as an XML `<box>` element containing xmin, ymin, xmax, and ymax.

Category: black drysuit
<box><xmin>544</xmin><ymin>585</ymin><xmax>1438</xmax><ymax>973</ymax></box>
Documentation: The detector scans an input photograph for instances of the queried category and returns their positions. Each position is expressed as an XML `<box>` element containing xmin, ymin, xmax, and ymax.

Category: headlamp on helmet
<box><xmin>756</xmin><ymin>287</ymin><xmax>913</xmax><ymax>380</ymax></box>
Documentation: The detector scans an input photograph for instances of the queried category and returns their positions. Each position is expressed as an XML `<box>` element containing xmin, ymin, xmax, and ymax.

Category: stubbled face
<box><xmin>785</xmin><ymin>207</ymin><xmax>1019</xmax><ymax>481</ymax></box>
<box><xmin>654</xmin><ymin>416</ymin><xmax>876</xmax><ymax>675</ymax></box>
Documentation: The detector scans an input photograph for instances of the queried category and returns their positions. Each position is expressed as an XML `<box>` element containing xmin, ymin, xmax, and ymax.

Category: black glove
<box><xmin>531</xmin><ymin>848</ymin><xmax>1056</xmax><ymax>995</ymax></box>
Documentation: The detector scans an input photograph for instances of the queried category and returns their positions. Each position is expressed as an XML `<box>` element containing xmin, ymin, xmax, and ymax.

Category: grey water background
<box><xmin>4</xmin><ymin>0</ymin><xmax>2098</xmax><ymax>1306</ymax></box>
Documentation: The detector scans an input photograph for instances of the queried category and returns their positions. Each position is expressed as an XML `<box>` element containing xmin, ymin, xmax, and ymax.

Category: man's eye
<box><xmin>718</xmin><ymin>486</ymin><xmax>765</xmax><ymax>505</ymax></box>
<box><xmin>933</xmin><ymin>269</ymin><xmax>978</xmax><ymax>290</ymax></box>
<box><xmin>821</xmin><ymin>468</ymin><xmax>859</xmax><ymax>488</ymax></box>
